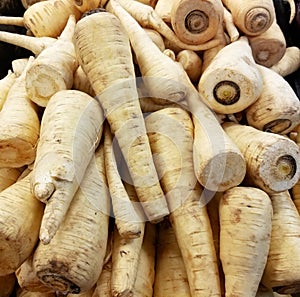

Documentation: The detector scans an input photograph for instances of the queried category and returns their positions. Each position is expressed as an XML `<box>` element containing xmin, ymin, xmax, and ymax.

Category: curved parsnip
<box><xmin>0</xmin><ymin>173</ymin><xmax>44</xmax><ymax>276</ymax></box>
<box><xmin>31</xmin><ymin>90</ymin><xmax>104</xmax><ymax>244</ymax></box>
<box><xmin>262</xmin><ymin>191</ymin><xmax>300</xmax><ymax>295</ymax></box>
<box><xmin>0</xmin><ymin>70</ymin><xmax>16</xmax><ymax>111</ymax></box>
<box><xmin>74</xmin><ymin>10</ymin><xmax>169</xmax><ymax>223</ymax></box>
<box><xmin>198</xmin><ymin>36</ymin><xmax>263</xmax><ymax>114</ymax></box>
<box><xmin>0</xmin><ymin>56</ymin><xmax>40</xmax><ymax>168</ymax></box>
<box><xmin>25</xmin><ymin>15</ymin><xmax>78</xmax><ymax>107</ymax></box>
<box><xmin>245</xmin><ymin>64</ymin><xmax>300</xmax><ymax>134</ymax></box>
<box><xmin>33</xmin><ymin>145</ymin><xmax>110</xmax><ymax>294</ymax></box>
<box><xmin>219</xmin><ymin>186</ymin><xmax>273</xmax><ymax>297</ymax></box>
<box><xmin>221</xmin><ymin>0</ymin><xmax>276</xmax><ymax>36</ymax></box>
<box><xmin>222</xmin><ymin>122</ymin><xmax>300</xmax><ymax>193</ymax></box>
<box><xmin>170</xmin><ymin>0</ymin><xmax>224</xmax><ymax>45</ymax></box>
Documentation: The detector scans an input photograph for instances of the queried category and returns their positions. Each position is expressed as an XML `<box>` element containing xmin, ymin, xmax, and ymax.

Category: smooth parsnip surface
<box><xmin>74</xmin><ymin>10</ymin><xmax>169</xmax><ymax>223</ymax></box>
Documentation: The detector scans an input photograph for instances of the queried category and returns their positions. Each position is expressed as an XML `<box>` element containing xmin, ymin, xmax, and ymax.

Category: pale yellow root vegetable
<box><xmin>0</xmin><ymin>167</ymin><xmax>22</xmax><ymax>192</ymax></box>
<box><xmin>31</xmin><ymin>89</ymin><xmax>104</xmax><ymax>244</ymax></box>
<box><xmin>223</xmin><ymin>6</ymin><xmax>239</xmax><ymax>42</ymax></box>
<box><xmin>287</xmin><ymin>0</ymin><xmax>296</xmax><ymax>23</ymax></box>
<box><xmin>144</xmin><ymin>28</ymin><xmax>165</xmax><ymax>52</ymax></box>
<box><xmin>15</xmin><ymin>254</ymin><xmax>54</xmax><ymax>293</ymax></box>
<box><xmin>33</xmin><ymin>144</ymin><xmax>110</xmax><ymax>294</ymax></box>
<box><xmin>0</xmin><ymin>16</ymin><xmax>24</xmax><ymax>26</ymax></box>
<box><xmin>104</xmin><ymin>123</ymin><xmax>145</xmax><ymax>238</ymax></box>
<box><xmin>248</xmin><ymin>21</ymin><xmax>286</xmax><ymax>67</ymax></box>
<box><xmin>163</xmin><ymin>48</ymin><xmax>176</xmax><ymax>60</ymax></box>
<box><xmin>221</xmin><ymin>0</ymin><xmax>276</xmax><ymax>36</ymax></box>
<box><xmin>245</xmin><ymin>64</ymin><xmax>300</xmax><ymax>134</ymax></box>
<box><xmin>12</xmin><ymin>58</ymin><xmax>30</xmax><ymax>77</ymax></box>
<box><xmin>153</xmin><ymin>220</ymin><xmax>191</xmax><ymax>297</ymax></box>
<box><xmin>176</xmin><ymin>49</ymin><xmax>202</xmax><ymax>83</ymax></box>
<box><xmin>0</xmin><ymin>172</ymin><xmax>44</xmax><ymax>276</ymax></box>
<box><xmin>219</xmin><ymin>186</ymin><xmax>273</xmax><ymax>297</ymax></box>
<box><xmin>111</xmin><ymin>222</ymin><xmax>145</xmax><ymax>297</ymax></box>
<box><xmin>222</xmin><ymin>122</ymin><xmax>300</xmax><ymax>193</ymax></box>
<box><xmin>292</xmin><ymin>178</ymin><xmax>300</xmax><ymax>214</ymax></box>
<box><xmin>25</xmin><ymin>14</ymin><xmax>78</xmax><ymax>107</ymax></box>
<box><xmin>132</xmin><ymin>223</ymin><xmax>156</xmax><ymax>297</ymax></box>
<box><xmin>270</xmin><ymin>46</ymin><xmax>300</xmax><ymax>77</ymax></box>
<box><xmin>145</xmin><ymin>107</ymin><xmax>221</xmax><ymax>297</ymax></box>
<box><xmin>0</xmin><ymin>56</ymin><xmax>40</xmax><ymax>168</ymax></box>
<box><xmin>108</xmin><ymin>0</ymin><xmax>220</xmax><ymax>53</ymax></box>
<box><xmin>16</xmin><ymin>289</ymin><xmax>55</xmax><ymax>297</ymax></box>
<box><xmin>154</xmin><ymin>0</ymin><xmax>173</xmax><ymax>23</ymax></box>
<box><xmin>262</xmin><ymin>190</ymin><xmax>300</xmax><ymax>294</ymax></box>
<box><xmin>92</xmin><ymin>257</ymin><xmax>112</xmax><ymax>297</ymax></box>
<box><xmin>0</xmin><ymin>273</ymin><xmax>16</xmax><ymax>297</ymax></box>
<box><xmin>72</xmin><ymin>0</ymin><xmax>100</xmax><ymax>12</ymax></box>
<box><xmin>198</xmin><ymin>36</ymin><xmax>263</xmax><ymax>114</ymax></box>
<box><xmin>0</xmin><ymin>70</ymin><xmax>16</xmax><ymax>110</ymax></box>
<box><xmin>74</xmin><ymin>10</ymin><xmax>169</xmax><ymax>223</ymax></box>
<box><xmin>23</xmin><ymin>0</ymin><xmax>82</xmax><ymax>37</ymax></box>
<box><xmin>72</xmin><ymin>66</ymin><xmax>95</xmax><ymax>97</ymax></box>
<box><xmin>170</xmin><ymin>0</ymin><xmax>224</xmax><ymax>45</ymax></box>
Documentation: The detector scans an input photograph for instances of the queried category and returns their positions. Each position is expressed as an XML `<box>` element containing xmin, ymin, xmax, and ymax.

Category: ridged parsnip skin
<box><xmin>0</xmin><ymin>167</ymin><xmax>22</xmax><ymax>191</ymax></box>
<box><xmin>292</xmin><ymin>178</ymin><xmax>300</xmax><ymax>214</ymax></box>
<box><xmin>0</xmin><ymin>173</ymin><xmax>44</xmax><ymax>276</ymax></box>
<box><xmin>0</xmin><ymin>70</ymin><xmax>16</xmax><ymax>111</ymax></box>
<box><xmin>198</xmin><ymin>36</ymin><xmax>263</xmax><ymax>114</ymax></box>
<box><xmin>132</xmin><ymin>223</ymin><xmax>156</xmax><ymax>297</ymax></box>
<box><xmin>0</xmin><ymin>56</ymin><xmax>40</xmax><ymax>168</ymax></box>
<box><xmin>111</xmin><ymin>220</ymin><xmax>145</xmax><ymax>297</ymax></box>
<box><xmin>248</xmin><ymin>21</ymin><xmax>286</xmax><ymax>67</ymax></box>
<box><xmin>25</xmin><ymin>15</ymin><xmax>78</xmax><ymax>107</ymax></box>
<box><xmin>262</xmin><ymin>191</ymin><xmax>300</xmax><ymax>295</ymax></box>
<box><xmin>222</xmin><ymin>122</ymin><xmax>300</xmax><ymax>193</ymax></box>
<box><xmin>170</xmin><ymin>0</ymin><xmax>224</xmax><ymax>45</ymax></box>
<box><xmin>154</xmin><ymin>220</ymin><xmax>191</xmax><ymax>297</ymax></box>
<box><xmin>31</xmin><ymin>89</ymin><xmax>104</xmax><ymax>244</ymax></box>
<box><xmin>23</xmin><ymin>0</ymin><xmax>82</xmax><ymax>37</ymax></box>
<box><xmin>33</xmin><ymin>145</ymin><xmax>110</xmax><ymax>294</ymax></box>
<box><xmin>219</xmin><ymin>186</ymin><xmax>273</xmax><ymax>297</ymax></box>
<box><xmin>145</xmin><ymin>107</ymin><xmax>221</xmax><ymax>297</ymax></box>
<box><xmin>104</xmin><ymin>124</ymin><xmax>145</xmax><ymax>238</ymax></box>
<box><xmin>92</xmin><ymin>257</ymin><xmax>112</xmax><ymax>297</ymax></box>
<box><xmin>0</xmin><ymin>273</ymin><xmax>16</xmax><ymax>297</ymax></box>
<box><xmin>72</xmin><ymin>66</ymin><xmax>95</xmax><ymax>97</ymax></box>
<box><xmin>74</xmin><ymin>11</ymin><xmax>169</xmax><ymax>222</ymax></box>
<box><xmin>221</xmin><ymin>0</ymin><xmax>275</xmax><ymax>36</ymax></box>
<box><xmin>245</xmin><ymin>65</ymin><xmax>300</xmax><ymax>134</ymax></box>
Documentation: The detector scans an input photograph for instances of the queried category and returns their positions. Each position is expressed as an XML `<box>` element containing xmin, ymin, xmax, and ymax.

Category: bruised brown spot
<box><xmin>230</xmin><ymin>208</ymin><xmax>242</xmax><ymax>223</ymax></box>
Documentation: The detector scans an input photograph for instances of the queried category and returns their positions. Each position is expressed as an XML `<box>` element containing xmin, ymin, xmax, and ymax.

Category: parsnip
<box><xmin>0</xmin><ymin>167</ymin><xmax>22</xmax><ymax>192</ymax></box>
<box><xmin>0</xmin><ymin>70</ymin><xmax>16</xmax><ymax>111</ymax></box>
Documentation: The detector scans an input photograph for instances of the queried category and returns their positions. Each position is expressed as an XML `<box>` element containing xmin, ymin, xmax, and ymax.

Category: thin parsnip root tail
<box><xmin>25</xmin><ymin>14</ymin><xmax>78</xmax><ymax>107</ymax></box>
<box><xmin>245</xmin><ymin>64</ymin><xmax>300</xmax><ymax>134</ymax></box>
<box><xmin>74</xmin><ymin>9</ymin><xmax>169</xmax><ymax>223</ymax></box>
<box><xmin>0</xmin><ymin>173</ymin><xmax>44</xmax><ymax>276</ymax></box>
<box><xmin>33</xmin><ymin>144</ymin><xmax>110</xmax><ymax>294</ymax></box>
<box><xmin>222</xmin><ymin>122</ymin><xmax>300</xmax><ymax>194</ymax></box>
<box><xmin>31</xmin><ymin>89</ymin><xmax>104</xmax><ymax>244</ymax></box>
<box><xmin>223</xmin><ymin>6</ymin><xmax>239</xmax><ymax>42</ymax></box>
<box><xmin>198</xmin><ymin>36</ymin><xmax>263</xmax><ymax>114</ymax></box>
<box><xmin>219</xmin><ymin>186</ymin><xmax>273</xmax><ymax>297</ymax></box>
<box><xmin>262</xmin><ymin>191</ymin><xmax>300</xmax><ymax>295</ymax></box>
<box><xmin>0</xmin><ymin>56</ymin><xmax>40</xmax><ymax>168</ymax></box>
<box><xmin>0</xmin><ymin>16</ymin><xmax>24</xmax><ymax>26</ymax></box>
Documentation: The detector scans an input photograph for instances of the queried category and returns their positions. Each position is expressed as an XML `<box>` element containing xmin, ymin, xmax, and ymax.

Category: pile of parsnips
<box><xmin>0</xmin><ymin>0</ymin><xmax>300</xmax><ymax>296</ymax></box>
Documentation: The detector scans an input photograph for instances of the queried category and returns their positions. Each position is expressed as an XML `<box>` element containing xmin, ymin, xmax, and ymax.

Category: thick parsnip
<box><xmin>219</xmin><ymin>186</ymin><xmax>273</xmax><ymax>297</ymax></box>
<box><xmin>33</xmin><ymin>144</ymin><xmax>110</xmax><ymax>294</ymax></box>
<box><xmin>0</xmin><ymin>167</ymin><xmax>22</xmax><ymax>191</ymax></box>
<box><xmin>74</xmin><ymin>10</ymin><xmax>169</xmax><ymax>222</ymax></box>
<box><xmin>31</xmin><ymin>89</ymin><xmax>104</xmax><ymax>244</ymax></box>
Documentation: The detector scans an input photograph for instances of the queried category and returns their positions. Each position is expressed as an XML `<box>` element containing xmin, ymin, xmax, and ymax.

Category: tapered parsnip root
<box><xmin>248</xmin><ymin>21</ymin><xmax>286</xmax><ymax>67</ymax></box>
<box><xmin>170</xmin><ymin>0</ymin><xmax>224</xmax><ymax>45</ymax></box>
<box><xmin>23</xmin><ymin>0</ymin><xmax>82</xmax><ymax>37</ymax></box>
<box><xmin>154</xmin><ymin>220</ymin><xmax>191</xmax><ymax>297</ymax></box>
<box><xmin>220</xmin><ymin>186</ymin><xmax>273</xmax><ymax>297</ymax></box>
<box><xmin>198</xmin><ymin>36</ymin><xmax>263</xmax><ymax>114</ymax></box>
<box><xmin>262</xmin><ymin>191</ymin><xmax>300</xmax><ymax>295</ymax></box>
<box><xmin>0</xmin><ymin>56</ymin><xmax>40</xmax><ymax>168</ymax></box>
<box><xmin>0</xmin><ymin>16</ymin><xmax>24</xmax><ymax>27</ymax></box>
<box><xmin>31</xmin><ymin>90</ymin><xmax>104</xmax><ymax>244</ymax></box>
<box><xmin>222</xmin><ymin>122</ymin><xmax>300</xmax><ymax>193</ymax></box>
<box><xmin>154</xmin><ymin>0</ymin><xmax>172</xmax><ymax>23</ymax></box>
<box><xmin>270</xmin><ymin>46</ymin><xmax>300</xmax><ymax>77</ymax></box>
<box><xmin>245</xmin><ymin>64</ymin><xmax>300</xmax><ymax>134</ymax></box>
<box><xmin>223</xmin><ymin>7</ymin><xmax>239</xmax><ymax>42</ymax></box>
<box><xmin>221</xmin><ymin>0</ymin><xmax>276</xmax><ymax>36</ymax></box>
<box><xmin>25</xmin><ymin>14</ymin><xmax>78</xmax><ymax>107</ymax></box>
<box><xmin>33</xmin><ymin>144</ymin><xmax>110</xmax><ymax>294</ymax></box>
<box><xmin>74</xmin><ymin>9</ymin><xmax>169</xmax><ymax>223</ymax></box>
<box><xmin>0</xmin><ymin>173</ymin><xmax>44</xmax><ymax>276</ymax></box>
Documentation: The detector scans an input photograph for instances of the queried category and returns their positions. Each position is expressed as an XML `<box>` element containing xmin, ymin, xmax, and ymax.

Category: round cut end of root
<box><xmin>184</xmin><ymin>10</ymin><xmax>209</xmax><ymax>34</ymax></box>
<box><xmin>245</xmin><ymin>7</ymin><xmax>272</xmax><ymax>35</ymax></box>
<box><xmin>213</xmin><ymin>80</ymin><xmax>240</xmax><ymax>106</ymax></box>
